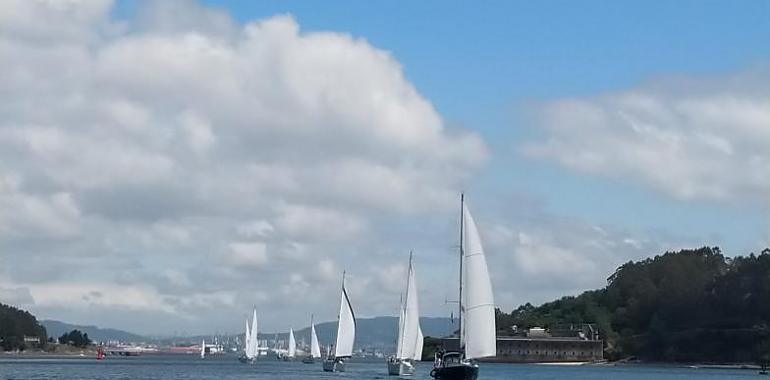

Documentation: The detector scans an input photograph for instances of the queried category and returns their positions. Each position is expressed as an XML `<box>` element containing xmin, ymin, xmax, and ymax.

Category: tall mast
<box><xmin>337</xmin><ymin>271</ymin><xmax>345</xmax><ymax>320</ymax></box>
<box><xmin>458</xmin><ymin>193</ymin><xmax>464</xmax><ymax>350</ymax></box>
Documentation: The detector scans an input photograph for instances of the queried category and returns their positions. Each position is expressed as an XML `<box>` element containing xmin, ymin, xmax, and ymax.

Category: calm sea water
<box><xmin>0</xmin><ymin>354</ymin><xmax>758</xmax><ymax>380</ymax></box>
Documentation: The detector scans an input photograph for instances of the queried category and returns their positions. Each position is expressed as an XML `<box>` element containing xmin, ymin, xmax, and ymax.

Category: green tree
<box><xmin>496</xmin><ymin>247</ymin><xmax>770</xmax><ymax>363</ymax></box>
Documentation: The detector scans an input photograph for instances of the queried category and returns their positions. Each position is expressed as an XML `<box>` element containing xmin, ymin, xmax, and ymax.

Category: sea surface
<box><xmin>0</xmin><ymin>354</ymin><xmax>759</xmax><ymax>380</ymax></box>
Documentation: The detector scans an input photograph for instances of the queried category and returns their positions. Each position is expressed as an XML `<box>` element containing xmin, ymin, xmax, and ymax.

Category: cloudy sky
<box><xmin>1</xmin><ymin>0</ymin><xmax>768</xmax><ymax>336</ymax></box>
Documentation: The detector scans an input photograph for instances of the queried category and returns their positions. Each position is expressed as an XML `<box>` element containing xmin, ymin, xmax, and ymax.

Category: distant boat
<box><xmin>200</xmin><ymin>339</ymin><xmax>206</xmax><ymax>359</ymax></box>
<box><xmin>430</xmin><ymin>195</ymin><xmax>496</xmax><ymax>380</ymax></box>
<box><xmin>323</xmin><ymin>272</ymin><xmax>356</xmax><ymax>372</ymax></box>
<box><xmin>387</xmin><ymin>252</ymin><xmax>423</xmax><ymax>376</ymax></box>
<box><xmin>96</xmin><ymin>346</ymin><xmax>105</xmax><ymax>360</ymax></box>
<box><xmin>239</xmin><ymin>308</ymin><xmax>259</xmax><ymax>364</ymax></box>
<box><xmin>282</xmin><ymin>328</ymin><xmax>296</xmax><ymax>361</ymax></box>
<box><xmin>303</xmin><ymin>315</ymin><xmax>322</xmax><ymax>364</ymax></box>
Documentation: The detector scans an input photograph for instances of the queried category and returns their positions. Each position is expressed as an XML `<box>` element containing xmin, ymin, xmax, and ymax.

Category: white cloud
<box><xmin>274</xmin><ymin>203</ymin><xmax>367</xmax><ymax>241</ymax></box>
<box><xmin>0</xmin><ymin>0</ymin><xmax>480</xmax><ymax>333</ymax></box>
<box><xmin>522</xmin><ymin>69</ymin><xmax>770</xmax><ymax>206</ymax></box>
<box><xmin>226</xmin><ymin>242</ymin><xmax>269</xmax><ymax>268</ymax></box>
<box><xmin>236</xmin><ymin>220</ymin><xmax>274</xmax><ymax>238</ymax></box>
<box><xmin>483</xmin><ymin>215</ymin><xmax>688</xmax><ymax>310</ymax></box>
<box><xmin>0</xmin><ymin>285</ymin><xmax>35</xmax><ymax>306</ymax></box>
<box><xmin>0</xmin><ymin>172</ymin><xmax>81</xmax><ymax>239</ymax></box>
<box><xmin>28</xmin><ymin>282</ymin><xmax>174</xmax><ymax>313</ymax></box>
<box><xmin>0</xmin><ymin>0</ymin><xmax>692</xmax><ymax>336</ymax></box>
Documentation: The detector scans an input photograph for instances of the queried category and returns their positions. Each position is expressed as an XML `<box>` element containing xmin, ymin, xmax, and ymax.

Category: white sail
<box><xmin>244</xmin><ymin>319</ymin><xmax>251</xmax><ymax>354</ymax></box>
<box><xmin>310</xmin><ymin>317</ymin><xmax>321</xmax><ymax>358</ymax></box>
<box><xmin>397</xmin><ymin>254</ymin><xmax>422</xmax><ymax>360</ymax></box>
<box><xmin>288</xmin><ymin>328</ymin><xmax>296</xmax><ymax>358</ymax></box>
<box><xmin>413</xmin><ymin>326</ymin><xmax>424</xmax><ymax>361</ymax></box>
<box><xmin>334</xmin><ymin>275</ymin><xmax>356</xmax><ymax>358</ymax></box>
<box><xmin>247</xmin><ymin>309</ymin><xmax>259</xmax><ymax>359</ymax></box>
<box><xmin>395</xmin><ymin>300</ymin><xmax>405</xmax><ymax>357</ymax></box>
<box><xmin>461</xmin><ymin>202</ymin><xmax>496</xmax><ymax>359</ymax></box>
<box><xmin>200</xmin><ymin>339</ymin><xmax>206</xmax><ymax>359</ymax></box>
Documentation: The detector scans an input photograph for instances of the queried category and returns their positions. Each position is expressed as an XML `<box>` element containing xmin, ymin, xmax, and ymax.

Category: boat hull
<box><xmin>430</xmin><ymin>363</ymin><xmax>478</xmax><ymax>380</ymax></box>
<box><xmin>322</xmin><ymin>358</ymin><xmax>346</xmax><ymax>372</ymax></box>
<box><xmin>387</xmin><ymin>358</ymin><xmax>416</xmax><ymax>376</ymax></box>
<box><xmin>238</xmin><ymin>355</ymin><xmax>257</xmax><ymax>364</ymax></box>
<box><xmin>302</xmin><ymin>357</ymin><xmax>316</xmax><ymax>364</ymax></box>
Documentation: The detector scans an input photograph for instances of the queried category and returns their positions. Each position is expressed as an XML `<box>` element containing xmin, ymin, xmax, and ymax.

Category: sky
<box><xmin>1</xmin><ymin>0</ymin><xmax>768</xmax><ymax>336</ymax></box>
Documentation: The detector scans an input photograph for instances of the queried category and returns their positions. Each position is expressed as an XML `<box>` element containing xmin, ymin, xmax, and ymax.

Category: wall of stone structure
<box><xmin>439</xmin><ymin>337</ymin><xmax>603</xmax><ymax>363</ymax></box>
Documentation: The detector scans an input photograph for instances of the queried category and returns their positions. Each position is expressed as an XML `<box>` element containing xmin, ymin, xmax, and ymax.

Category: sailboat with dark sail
<box><xmin>323</xmin><ymin>272</ymin><xmax>356</xmax><ymax>372</ymax></box>
<box><xmin>430</xmin><ymin>194</ymin><xmax>496</xmax><ymax>380</ymax></box>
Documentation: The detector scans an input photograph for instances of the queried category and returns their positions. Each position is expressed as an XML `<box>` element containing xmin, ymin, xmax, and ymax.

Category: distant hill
<box><xmin>41</xmin><ymin>316</ymin><xmax>454</xmax><ymax>349</ymax></box>
<box><xmin>257</xmin><ymin>316</ymin><xmax>455</xmax><ymax>350</ymax></box>
<box><xmin>41</xmin><ymin>320</ymin><xmax>147</xmax><ymax>343</ymax></box>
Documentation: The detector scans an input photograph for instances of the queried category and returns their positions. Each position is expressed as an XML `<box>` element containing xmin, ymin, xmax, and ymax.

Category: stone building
<box><xmin>438</xmin><ymin>325</ymin><xmax>603</xmax><ymax>363</ymax></box>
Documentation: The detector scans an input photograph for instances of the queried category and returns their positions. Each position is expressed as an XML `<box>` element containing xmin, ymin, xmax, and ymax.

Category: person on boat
<box><xmin>434</xmin><ymin>348</ymin><xmax>444</xmax><ymax>367</ymax></box>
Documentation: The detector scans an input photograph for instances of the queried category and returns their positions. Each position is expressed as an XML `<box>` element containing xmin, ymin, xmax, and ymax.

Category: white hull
<box><xmin>238</xmin><ymin>355</ymin><xmax>257</xmax><ymax>364</ymax></box>
<box><xmin>322</xmin><ymin>358</ymin><xmax>346</xmax><ymax>372</ymax></box>
<box><xmin>387</xmin><ymin>358</ymin><xmax>415</xmax><ymax>376</ymax></box>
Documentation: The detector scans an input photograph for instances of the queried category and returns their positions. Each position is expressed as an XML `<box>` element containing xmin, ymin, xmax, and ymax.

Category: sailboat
<box><xmin>303</xmin><ymin>315</ymin><xmax>322</xmax><ymax>364</ymax></box>
<box><xmin>200</xmin><ymin>339</ymin><xmax>206</xmax><ymax>359</ymax></box>
<box><xmin>387</xmin><ymin>252</ymin><xmax>423</xmax><ymax>376</ymax></box>
<box><xmin>282</xmin><ymin>328</ymin><xmax>296</xmax><ymax>361</ymax></box>
<box><xmin>430</xmin><ymin>194</ymin><xmax>497</xmax><ymax>380</ymax></box>
<box><xmin>323</xmin><ymin>272</ymin><xmax>356</xmax><ymax>372</ymax></box>
<box><xmin>239</xmin><ymin>308</ymin><xmax>259</xmax><ymax>364</ymax></box>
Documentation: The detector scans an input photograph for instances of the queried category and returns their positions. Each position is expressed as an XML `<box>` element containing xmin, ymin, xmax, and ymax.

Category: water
<box><xmin>0</xmin><ymin>355</ymin><xmax>757</xmax><ymax>380</ymax></box>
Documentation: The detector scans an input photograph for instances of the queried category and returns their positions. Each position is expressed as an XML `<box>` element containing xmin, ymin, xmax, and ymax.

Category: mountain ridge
<box><xmin>41</xmin><ymin>320</ymin><xmax>148</xmax><ymax>343</ymax></box>
<box><xmin>41</xmin><ymin>316</ymin><xmax>456</xmax><ymax>348</ymax></box>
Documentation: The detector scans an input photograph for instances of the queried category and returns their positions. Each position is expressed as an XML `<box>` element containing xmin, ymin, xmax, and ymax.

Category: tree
<box><xmin>0</xmin><ymin>303</ymin><xmax>47</xmax><ymax>351</ymax></box>
<box><xmin>496</xmin><ymin>247</ymin><xmax>770</xmax><ymax>363</ymax></box>
<box><xmin>58</xmin><ymin>330</ymin><xmax>92</xmax><ymax>348</ymax></box>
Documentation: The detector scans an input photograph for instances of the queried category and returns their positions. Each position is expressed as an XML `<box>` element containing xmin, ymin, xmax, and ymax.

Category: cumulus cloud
<box><xmin>0</xmin><ymin>0</ymin><xmax>486</xmax><ymax>334</ymax></box>
<box><xmin>482</xmin><ymin>213</ymin><xmax>695</xmax><ymax>310</ymax></box>
<box><xmin>522</xmin><ymin>69</ymin><xmax>770</xmax><ymax>206</ymax></box>
<box><xmin>0</xmin><ymin>0</ymin><xmax>699</xmax><ymax>336</ymax></box>
<box><xmin>0</xmin><ymin>285</ymin><xmax>35</xmax><ymax>306</ymax></box>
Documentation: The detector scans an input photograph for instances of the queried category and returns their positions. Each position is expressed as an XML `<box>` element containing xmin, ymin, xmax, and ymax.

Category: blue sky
<box><xmin>2</xmin><ymin>0</ymin><xmax>768</xmax><ymax>334</ymax></box>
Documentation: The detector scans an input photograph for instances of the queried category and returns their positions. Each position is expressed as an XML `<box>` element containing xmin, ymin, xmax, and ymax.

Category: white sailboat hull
<box><xmin>387</xmin><ymin>358</ymin><xmax>416</xmax><ymax>376</ymax></box>
<box><xmin>322</xmin><ymin>358</ymin><xmax>346</xmax><ymax>372</ymax></box>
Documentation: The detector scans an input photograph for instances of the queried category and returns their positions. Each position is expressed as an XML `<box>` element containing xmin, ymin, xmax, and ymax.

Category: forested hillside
<box><xmin>496</xmin><ymin>247</ymin><xmax>770</xmax><ymax>363</ymax></box>
<box><xmin>0</xmin><ymin>303</ymin><xmax>47</xmax><ymax>351</ymax></box>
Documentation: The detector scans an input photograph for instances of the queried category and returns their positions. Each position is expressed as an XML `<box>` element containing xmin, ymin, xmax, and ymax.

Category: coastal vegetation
<box><xmin>496</xmin><ymin>247</ymin><xmax>770</xmax><ymax>363</ymax></box>
<box><xmin>0</xmin><ymin>303</ymin><xmax>47</xmax><ymax>351</ymax></box>
<box><xmin>58</xmin><ymin>329</ymin><xmax>92</xmax><ymax>348</ymax></box>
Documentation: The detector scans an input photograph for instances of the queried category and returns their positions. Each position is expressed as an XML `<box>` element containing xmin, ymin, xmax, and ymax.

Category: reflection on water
<box><xmin>0</xmin><ymin>354</ymin><xmax>760</xmax><ymax>380</ymax></box>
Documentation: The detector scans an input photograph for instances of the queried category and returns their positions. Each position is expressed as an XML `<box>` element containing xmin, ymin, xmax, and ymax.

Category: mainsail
<box><xmin>395</xmin><ymin>299</ymin><xmax>405</xmax><ymax>358</ymax></box>
<box><xmin>334</xmin><ymin>274</ymin><xmax>356</xmax><ymax>358</ymax></box>
<box><xmin>310</xmin><ymin>317</ymin><xmax>321</xmax><ymax>358</ymax></box>
<box><xmin>244</xmin><ymin>319</ymin><xmax>251</xmax><ymax>356</ymax></box>
<box><xmin>247</xmin><ymin>308</ymin><xmax>259</xmax><ymax>359</ymax></box>
<box><xmin>460</xmin><ymin>202</ymin><xmax>496</xmax><ymax>359</ymax></box>
<box><xmin>414</xmin><ymin>326</ymin><xmax>424</xmax><ymax>361</ymax></box>
<box><xmin>396</xmin><ymin>253</ymin><xmax>422</xmax><ymax>361</ymax></box>
<box><xmin>288</xmin><ymin>328</ymin><xmax>296</xmax><ymax>358</ymax></box>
